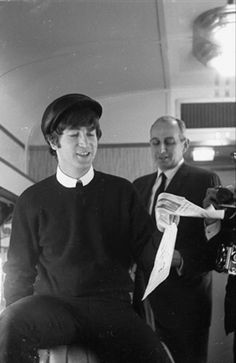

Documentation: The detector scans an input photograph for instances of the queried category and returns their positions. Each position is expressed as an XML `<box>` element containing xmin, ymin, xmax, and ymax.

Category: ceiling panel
<box><xmin>0</xmin><ymin>1</ymin><xmax>161</xmax><ymax>78</ymax></box>
<box><xmin>0</xmin><ymin>0</ymin><xmax>235</xmax><ymax>143</ymax></box>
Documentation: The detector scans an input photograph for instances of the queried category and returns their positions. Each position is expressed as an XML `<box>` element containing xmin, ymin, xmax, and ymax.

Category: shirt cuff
<box><xmin>205</xmin><ymin>220</ymin><xmax>221</xmax><ymax>241</ymax></box>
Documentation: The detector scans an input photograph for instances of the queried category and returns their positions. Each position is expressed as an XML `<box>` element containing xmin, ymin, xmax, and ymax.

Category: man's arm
<box><xmin>172</xmin><ymin>171</ymin><xmax>222</xmax><ymax>277</ymax></box>
<box><xmin>128</xmin><ymin>186</ymin><xmax>162</xmax><ymax>276</ymax></box>
<box><xmin>3</xmin><ymin>195</ymin><xmax>39</xmax><ymax>306</ymax></box>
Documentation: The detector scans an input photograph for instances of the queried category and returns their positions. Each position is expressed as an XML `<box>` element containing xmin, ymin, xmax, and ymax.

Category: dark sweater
<box><xmin>4</xmin><ymin>171</ymin><xmax>159</xmax><ymax>306</ymax></box>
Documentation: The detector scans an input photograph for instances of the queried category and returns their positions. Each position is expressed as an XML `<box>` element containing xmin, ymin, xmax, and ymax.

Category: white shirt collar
<box><xmin>157</xmin><ymin>158</ymin><xmax>184</xmax><ymax>182</ymax></box>
<box><xmin>56</xmin><ymin>166</ymin><xmax>94</xmax><ymax>188</ymax></box>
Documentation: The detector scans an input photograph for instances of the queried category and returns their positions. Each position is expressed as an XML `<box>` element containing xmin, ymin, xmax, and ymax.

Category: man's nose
<box><xmin>78</xmin><ymin>132</ymin><xmax>88</xmax><ymax>146</ymax></box>
<box><xmin>159</xmin><ymin>142</ymin><xmax>167</xmax><ymax>153</ymax></box>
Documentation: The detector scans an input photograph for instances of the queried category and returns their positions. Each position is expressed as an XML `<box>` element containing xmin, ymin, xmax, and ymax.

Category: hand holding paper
<box><xmin>156</xmin><ymin>192</ymin><xmax>225</xmax><ymax>219</ymax></box>
<box><xmin>142</xmin><ymin>192</ymin><xmax>225</xmax><ymax>300</ymax></box>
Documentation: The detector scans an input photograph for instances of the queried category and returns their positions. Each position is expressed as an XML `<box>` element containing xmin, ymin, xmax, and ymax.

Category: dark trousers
<box><xmin>233</xmin><ymin>332</ymin><xmax>236</xmax><ymax>363</ymax></box>
<box><xmin>0</xmin><ymin>293</ymin><xmax>171</xmax><ymax>363</ymax></box>
<box><xmin>156</xmin><ymin>323</ymin><xmax>209</xmax><ymax>363</ymax></box>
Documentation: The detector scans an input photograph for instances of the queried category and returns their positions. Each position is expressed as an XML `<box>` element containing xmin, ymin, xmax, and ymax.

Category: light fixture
<box><xmin>192</xmin><ymin>147</ymin><xmax>215</xmax><ymax>161</ymax></box>
<box><xmin>193</xmin><ymin>1</ymin><xmax>236</xmax><ymax>77</ymax></box>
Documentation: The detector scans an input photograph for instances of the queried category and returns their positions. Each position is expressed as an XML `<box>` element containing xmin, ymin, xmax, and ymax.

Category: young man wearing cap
<box><xmin>0</xmin><ymin>94</ymin><xmax>171</xmax><ymax>363</ymax></box>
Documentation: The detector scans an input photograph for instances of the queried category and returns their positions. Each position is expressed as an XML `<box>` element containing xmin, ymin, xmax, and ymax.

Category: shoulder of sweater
<box><xmin>18</xmin><ymin>175</ymin><xmax>56</xmax><ymax>200</ymax></box>
<box><xmin>94</xmin><ymin>170</ymin><xmax>133</xmax><ymax>187</ymax></box>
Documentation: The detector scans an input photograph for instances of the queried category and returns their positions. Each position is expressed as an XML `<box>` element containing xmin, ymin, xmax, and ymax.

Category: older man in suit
<box><xmin>133</xmin><ymin>116</ymin><xmax>221</xmax><ymax>363</ymax></box>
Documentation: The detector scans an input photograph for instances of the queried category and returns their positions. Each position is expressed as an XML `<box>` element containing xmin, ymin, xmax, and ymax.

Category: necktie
<box><xmin>76</xmin><ymin>180</ymin><xmax>83</xmax><ymax>192</ymax></box>
<box><xmin>151</xmin><ymin>172</ymin><xmax>166</xmax><ymax>221</ymax></box>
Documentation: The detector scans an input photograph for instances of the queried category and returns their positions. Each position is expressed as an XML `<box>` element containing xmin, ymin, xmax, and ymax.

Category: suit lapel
<box><xmin>137</xmin><ymin>164</ymin><xmax>190</xmax><ymax>208</ymax></box>
<box><xmin>165</xmin><ymin>163</ymin><xmax>189</xmax><ymax>195</ymax></box>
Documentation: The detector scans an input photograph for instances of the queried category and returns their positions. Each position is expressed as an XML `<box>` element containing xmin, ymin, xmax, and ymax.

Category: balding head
<box><xmin>149</xmin><ymin>115</ymin><xmax>189</xmax><ymax>171</ymax></box>
<box><xmin>150</xmin><ymin>116</ymin><xmax>186</xmax><ymax>140</ymax></box>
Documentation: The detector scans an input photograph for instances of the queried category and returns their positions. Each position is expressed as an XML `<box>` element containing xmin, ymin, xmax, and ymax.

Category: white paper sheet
<box><xmin>156</xmin><ymin>192</ymin><xmax>225</xmax><ymax>219</ymax></box>
<box><xmin>142</xmin><ymin>223</ymin><xmax>177</xmax><ymax>300</ymax></box>
<box><xmin>142</xmin><ymin>192</ymin><xmax>225</xmax><ymax>300</ymax></box>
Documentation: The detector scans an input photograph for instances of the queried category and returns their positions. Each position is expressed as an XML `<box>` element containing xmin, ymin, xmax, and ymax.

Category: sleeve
<box><xmin>176</xmin><ymin>171</ymin><xmax>222</xmax><ymax>278</ymax></box>
<box><xmin>3</xmin><ymin>193</ymin><xmax>40</xmax><ymax>306</ymax></box>
<box><xmin>205</xmin><ymin>220</ymin><xmax>221</xmax><ymax>240</ymax></box>
<box><xmin>128</xmin><ymin>186</ymin><xmax>161</xmax><ymax>276</ymax></box>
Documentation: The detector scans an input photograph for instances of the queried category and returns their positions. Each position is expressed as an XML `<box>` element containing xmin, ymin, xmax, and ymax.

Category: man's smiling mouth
<box><xmin>77</xmin><ymin>151</ymin><xmax>90</xmax><ymax>157</ymax></box>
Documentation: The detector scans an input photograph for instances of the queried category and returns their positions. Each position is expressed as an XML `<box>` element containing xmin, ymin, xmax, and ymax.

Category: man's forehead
<box><xmin>152</xmin><ymin>119</ymin><xmax>178</xmax><ymax>129</ymax></box>
<box><xmin>150</xmin><ymin>125</ymin><xmax>180</xmax><ymax>138</ymax></box>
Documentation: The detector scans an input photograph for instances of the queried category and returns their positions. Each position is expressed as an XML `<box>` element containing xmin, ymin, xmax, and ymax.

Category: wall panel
<box><xmin>29</xmin><ymin>143</ymin><xmax>235</xmax><ymax>182</ymax></box>
<box><xmin>28</xmin><ymin>144</ymin><xmax>154</xmax><ymax>182</ymax></box>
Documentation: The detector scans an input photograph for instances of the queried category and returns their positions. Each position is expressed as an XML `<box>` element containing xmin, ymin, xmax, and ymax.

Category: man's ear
<box><xmin>47</xmin><ymin>136</ymin><xmax>57</xmax><ymax>151</ymax></box>
<box><xmin>183</xmin><ymin>138</ymin><xmax>190</xmax><ymax>153</ymax></box>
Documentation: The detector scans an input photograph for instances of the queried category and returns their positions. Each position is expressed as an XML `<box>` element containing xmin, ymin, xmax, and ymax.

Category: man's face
<box><xmin>51</xmin><ymin>126</ymin><xmax>98</xmax><ymax>178</ymax></box>
<box><xmin>150</xmin><ymin>119</ymin><xmax>188</xmax><ymax>171</ymax></box>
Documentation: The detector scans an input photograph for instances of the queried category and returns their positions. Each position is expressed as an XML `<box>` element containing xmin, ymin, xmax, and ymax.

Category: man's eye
<box><xmin>69</xmin><ymin>133</ymin><xmax>79</xmax><ymax>137</ymax></box>
<box><xmin>165</xmin><ymin>140</ymin><xmax>176</xmax><ymax>146</ymax></box>
<box><xmin>87</xmin><ymin>131</ymin><xmax>96</xmax><ymax>137</ymax></box>
<box><xmin>150</xmin><ymin>139</ymin><xmax>160</xmax><ymax>146</ymax></box>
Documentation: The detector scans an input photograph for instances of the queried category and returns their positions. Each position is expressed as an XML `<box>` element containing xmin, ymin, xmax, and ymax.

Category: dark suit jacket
<box><xmin>133</xmin><ymin>162</ymin><xmax>221</xmax><ymax>331</ymax></box>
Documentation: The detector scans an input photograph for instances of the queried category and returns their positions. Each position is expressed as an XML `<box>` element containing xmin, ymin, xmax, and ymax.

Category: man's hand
<box><xmin>203</xmin><ymin>186</ymin><xmax>235</xmax><ymax>226</ymax></box>
<box><xmin>204</xmin><ymin>185</ymin><xmax>235</xmax><ymax>209</ymax></box>
<box><xmin>172</xmin><ymin>250</ymin><xmax>182</xmax><ymax>268</ymax></box>
<box><xmin>203</xmin><ymin>187</ymin><xmax>222</xmax><ymax>226</ymax></box>
<box><xmin>156</xmin><ymin>210</ymin><xmax>180</xmax><ymax>232</ymax></box>
<box><xmin>169</xmin><ymin>214</ymin><xmax>180</xmax><ymax>226</ymax></box>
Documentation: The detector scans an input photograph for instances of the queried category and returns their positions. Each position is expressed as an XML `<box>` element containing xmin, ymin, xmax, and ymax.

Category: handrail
<box><xmin>0</xmin><ymin>157</ymin><xmax>35</xmax><ymax>183</ymax></box>
<box><xmin>0</xmin><ymin>124</ymin><xmax>25</xmax><ymax>149</ymax></box>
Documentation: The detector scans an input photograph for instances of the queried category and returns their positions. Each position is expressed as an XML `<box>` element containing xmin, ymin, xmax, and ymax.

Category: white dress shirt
<box><xmin>56</xmin><ymin>165</ymin><xmax>94</xmax><ymax>188</ymax></box>
<box><xmin>149</xmin><ymin>159</ymin><xmax>184</xmax><ymax>214</ymax></box>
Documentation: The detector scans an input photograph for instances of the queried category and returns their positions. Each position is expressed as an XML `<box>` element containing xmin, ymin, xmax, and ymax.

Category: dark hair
<box><xmin>47</xmin><ymin>105</ymin><xmax>102</xmax><ymax>156</ymax></box>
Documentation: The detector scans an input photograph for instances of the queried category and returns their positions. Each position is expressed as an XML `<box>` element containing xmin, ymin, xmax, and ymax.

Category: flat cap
<box><xmin>41</xmin><ymin>93</ymin><xmax>103</xmax><ymax>137</ymax></box>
